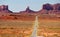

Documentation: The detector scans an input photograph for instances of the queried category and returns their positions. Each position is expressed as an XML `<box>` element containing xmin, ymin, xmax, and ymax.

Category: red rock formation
<box><xmin>20</xmin><ymin>6</ymin><xmax>37</xmax><ymax>15</ymax></box>
<box><xmin>0</xmin><ymin>3</ymin><xmax>60</xmax><ymax>18</ymax></box>
<box><xmin>0</xmin><ymin>5</ymin><xmax>8</xmax><ymax>11</ymax></box>
<box><xmin>38</xmin><ymin>3</ymin><xmax>60</xmax><ymax>14</ymax></box>
<box><xmin>0</xmin><ymin>5</ymin><xmax>12</xmax><ymax>13</ymax></box>
<box><xmin>43</xmin><ymin>3</ymin><xmax>53</xmax><ymax>10</ymax></box>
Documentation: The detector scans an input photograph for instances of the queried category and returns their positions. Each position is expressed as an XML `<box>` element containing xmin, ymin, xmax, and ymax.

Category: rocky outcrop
<box><xmin>20</xmin><ymin>6</ymin><xmax>37</xmax><ymax>15</ymax></box>
<box><xmin>0</xmin><ymin>5</ymin><xmax>8</xmax><ymax>11</ymax></box>
<box><xmin>20</xmin><ymin>3</ymin><xmax>60</xmax><ymax>15</ymax></box>
<box><xmin>43</xmin><ymin>3</ymin><xmax>53</xmax><ymax>10</ymax></box>
<box><xmin>38</xmin><ymin>3</ymin><xmax>60</xmax><ymax>14</ymax></box>
<box><xmin>0</xmin><ymin>3</ymin><xmax>60</xmax><ymax>16</ymax></box>
<box><xmin>0</xmin><ymin>5</ymin><xmax>12</xmax><ymax>13</ymax></box>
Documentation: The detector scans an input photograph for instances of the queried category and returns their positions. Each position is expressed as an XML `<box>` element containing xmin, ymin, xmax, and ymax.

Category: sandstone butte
<box><xmin>0</xmin><ymin>3</ymin><xmax>60</xmax><ymax>21</ymax></box>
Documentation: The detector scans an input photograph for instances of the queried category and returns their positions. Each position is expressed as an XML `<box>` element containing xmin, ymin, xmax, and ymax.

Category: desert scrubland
<box><xmin>0</xmin><ymin>15</ymin><xmax>60</xmax><ymax>37</ymax></box>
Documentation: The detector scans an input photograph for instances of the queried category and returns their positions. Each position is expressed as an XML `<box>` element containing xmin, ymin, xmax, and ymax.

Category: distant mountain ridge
<box><xmin>0</xmin><ymin>3</ymin><xmax>60</xmax><ymax>16</ymax></box>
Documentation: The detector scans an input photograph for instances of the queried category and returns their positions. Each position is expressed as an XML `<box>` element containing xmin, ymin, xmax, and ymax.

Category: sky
<box><xmin>0</xmin><ymin>0</ymin><xmax>60</xmax><ymax>12</ymax></box>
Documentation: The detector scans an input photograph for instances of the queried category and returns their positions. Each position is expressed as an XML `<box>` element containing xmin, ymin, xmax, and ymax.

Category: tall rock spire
<box><xmin>25</xmin><ymin>6</ymin><xmax>35</xmax><ymax>12</ymax></box>
<box><xmin>26</xmin><ymin>6</ymin><xmax>30</xmax><ymax>12</ymax></box>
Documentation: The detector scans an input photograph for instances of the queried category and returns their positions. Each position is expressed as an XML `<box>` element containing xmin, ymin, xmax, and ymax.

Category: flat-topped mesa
<box><xmin>43</xmin><ymin>3</ymin><xmax>60</xmax><ymax>11</ymax></box>
<box><xmin>54</xmin><ymin>3</ymin><xmax>60</xmax><ymax>10</ymax></box>
<box><xmin>0</xmin><ymin>5</ymin><xmax>9</xmax><ymax>11</ymax></box>
<box><xmin>39</xmin><ymin>3</ymin><xmax>60</xmax><ymax>14</ymax></box>
<box><xmin>43</xmin><ymin>3</ymin><xmax>53</xmax><ymax>11</ymax></box>
<box><xmin>0</xmin><ymin>5</ymin><xmax>12</xmax><ymax>13</ymax></box>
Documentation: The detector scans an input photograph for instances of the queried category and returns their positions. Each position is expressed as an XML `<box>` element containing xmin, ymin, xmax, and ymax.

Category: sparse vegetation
<box><xmin>0</xmin><ymin>15</ymin><xmax>60</xmax><ymax>37</ymax></box>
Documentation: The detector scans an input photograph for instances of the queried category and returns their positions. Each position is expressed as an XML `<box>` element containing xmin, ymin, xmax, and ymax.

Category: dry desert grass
<box><xmin>0</xmin><ymin>15</ymin><xmax>60</xmax><ymax>37</ymax></box>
